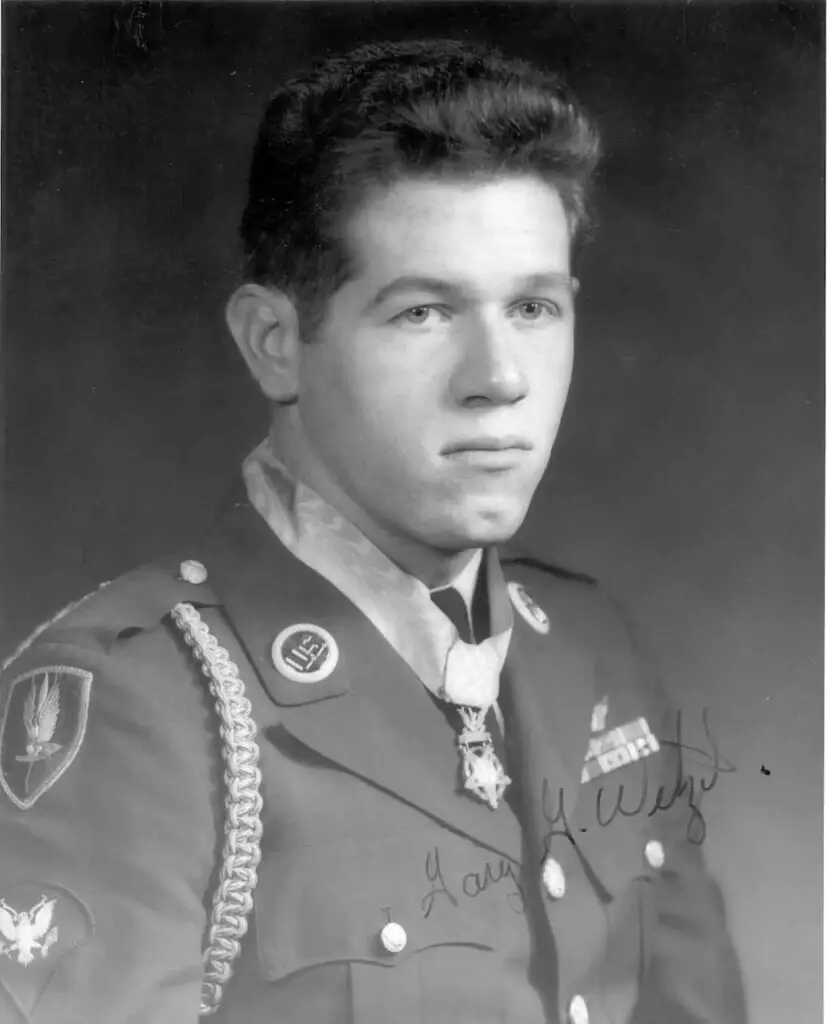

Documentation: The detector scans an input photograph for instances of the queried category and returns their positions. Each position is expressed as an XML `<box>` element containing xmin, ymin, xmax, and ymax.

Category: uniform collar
<box><xmin>430</xmin><ymin>548</ymin><xmax>483</xmax><ymax>620</ymax></box>
<box><xmin>193</xmin><ymin>492</ymin><xmax>599</xmax><ymax>865</ymax></box>
<box><xmin>241</xmin><ymin>440</ymin><xmax>512</xmax><ymax>705</ymax></box>
<box><xmin>198</xmin><ymin>496</ymin><xmax>524</xmax><ymax>860</ymax></box>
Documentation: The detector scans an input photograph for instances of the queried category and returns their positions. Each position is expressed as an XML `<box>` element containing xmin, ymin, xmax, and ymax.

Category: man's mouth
<box><xmin>442</xmin><ymin>436</ymin><xmax>533</xmax><ymax>455</ymax></box>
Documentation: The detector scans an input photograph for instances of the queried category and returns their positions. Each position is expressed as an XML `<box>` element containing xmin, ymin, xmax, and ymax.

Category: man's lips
<box><xmin>442</xmin><ymin>436</ymin><xmax>533</xmax><ymax>455</ymax></box>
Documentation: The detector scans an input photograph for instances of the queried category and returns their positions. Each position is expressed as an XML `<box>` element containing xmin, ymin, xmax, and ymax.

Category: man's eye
<box><xmin>513</xmin><ymin>300</ymin><xmax>563</xmax><ymax>321</ymax></box>
<box><xmin>403</xmin><ymin>306</ymin><xmax>431</xmax><ymax>324</ymax></box>
<box><xmin>392</xmin><ymin>306</ymin><xmax>444</xmax><ymax>326</ymax></box>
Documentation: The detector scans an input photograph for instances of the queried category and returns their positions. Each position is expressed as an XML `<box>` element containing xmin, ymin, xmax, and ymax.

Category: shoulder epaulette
<box><xmin>1</xmin><ymin>559</ymin><xmax>218</xmax><ymax>673</ymax></box>
<box><xmin>500</xmin><ymin>554</ymin><xmax>598</xmax><ymax>588</ymax></box>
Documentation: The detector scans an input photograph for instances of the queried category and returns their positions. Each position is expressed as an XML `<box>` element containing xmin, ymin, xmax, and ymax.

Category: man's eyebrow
<box><xmin>518</xmin><ymin>272</ymin><xmax>580</xmax><ymax>295</ymax></box>
<box><xmin>364</xmin><ymin>271</ymin><xmax>578</xmax><ymax>313</ymax></box>
<box><xmin>364</xmin><ymin>276</ymin><xmax>462</xmax><ymax>313</ymax></box>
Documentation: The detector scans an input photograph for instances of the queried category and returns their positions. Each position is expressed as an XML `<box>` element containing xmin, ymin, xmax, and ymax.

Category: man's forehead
<box><xmin>350</xmin><ymin>172</ymin><xmax>567</xmax><ymax>231</ymax></box>
<box><xmin>341</xmin><ymin>175</ymin><xmax>572</xmax><ymax>294</ymax></box>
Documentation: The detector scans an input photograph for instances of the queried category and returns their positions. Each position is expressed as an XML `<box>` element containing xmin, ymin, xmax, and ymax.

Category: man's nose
<box><xmin>450</xmin><ymin>314</ymin><xmax>528</xmax><ymax>406</ymax></box>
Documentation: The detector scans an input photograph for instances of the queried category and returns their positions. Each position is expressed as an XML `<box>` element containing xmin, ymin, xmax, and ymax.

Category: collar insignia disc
<box><xmin>507</xmin><ymin>582</ymin><xmax>550</xmax><ymax>635</ymax></box>
<box><xmin>271</xmin><ymin>624</ymin><xmax>339</xmax><ymax>684</ymax></box>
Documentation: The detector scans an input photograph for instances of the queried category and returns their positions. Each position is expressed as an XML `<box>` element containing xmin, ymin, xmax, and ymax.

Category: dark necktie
<box><xmin>429</xmin><ymin>585</ymin><xmax>509</xmax><ymax>774</ymax></box>
<box><xmin>430</xmin><ymin>586</ymin><xmax>475</xmax><ymax>644</ymax></box>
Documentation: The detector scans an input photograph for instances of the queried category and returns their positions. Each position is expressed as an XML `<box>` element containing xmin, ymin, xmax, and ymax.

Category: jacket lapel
<box><xmin>500</xmin><ymin>575</ymin><xmax>597</xmax><ymax>862</ymax></box>
<box><xmin>200</xmin><ymin>499</ymin><xmax>522</xmax><ymax>863</ymax></box>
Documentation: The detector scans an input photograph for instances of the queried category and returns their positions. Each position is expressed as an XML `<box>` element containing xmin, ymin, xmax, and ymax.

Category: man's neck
<box><xmin>269</xmin><ymin>422</ymin><xmax>480</xmax><ymax>590</ymax></box>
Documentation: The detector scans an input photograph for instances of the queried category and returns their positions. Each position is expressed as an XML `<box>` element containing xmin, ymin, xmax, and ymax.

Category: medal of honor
<box><xmin>456</xmin><ymin>705</ymin><xmax>511</xmax><ymax>810</ymax></box>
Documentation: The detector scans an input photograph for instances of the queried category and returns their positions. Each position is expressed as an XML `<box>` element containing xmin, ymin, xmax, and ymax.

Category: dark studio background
<box><xmin>0</xmin><ymin>0</ymin><xmax>823</xmax><ymax>1018</ymax></box>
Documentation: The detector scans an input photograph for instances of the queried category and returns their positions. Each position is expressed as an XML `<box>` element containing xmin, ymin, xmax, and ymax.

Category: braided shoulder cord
<box><xmin>170</xmin><ymin>602</ymin><xmax>264</xmax><ymax>1016</ymax></box>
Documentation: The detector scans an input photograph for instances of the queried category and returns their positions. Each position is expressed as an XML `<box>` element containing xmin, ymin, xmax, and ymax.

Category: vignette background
<box><xmin>1</xmin><ymin>2</ymin><xmax>822</xmax><ymax>1019</ymax></box>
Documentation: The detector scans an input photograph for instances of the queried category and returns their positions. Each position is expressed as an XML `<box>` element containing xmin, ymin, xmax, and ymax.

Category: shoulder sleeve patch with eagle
<box><xmin>0</xmin><ymin>667</ymin><xmax>92</xmax><ymax>810</ymax></box>
<box><xmin>0</xmin><ymin>882</ymin><xmax>94</xmax><ymax>1019</ymax></box>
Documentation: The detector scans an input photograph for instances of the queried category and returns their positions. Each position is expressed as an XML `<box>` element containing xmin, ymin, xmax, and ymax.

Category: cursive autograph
<box><xmin>421</xmin><ymin>847</ymin><xmax>458</xmax><ymax>918</ymax></box>
<box><xmin>542</xmin><ymin>708</ymin><xmax>736</xmax><ymax>849</ymax></box>
<box><xmin>462</xmin><ymin>857</ymin><xmax>525</xmax><ymax>914</ymax></box>
<box><xmin>421</xmin><ymin>846</ymin><xmax>525</xmax><ymax>918</ymax></box>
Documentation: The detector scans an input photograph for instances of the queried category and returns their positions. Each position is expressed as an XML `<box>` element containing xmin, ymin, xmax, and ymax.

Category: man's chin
<box><xmin>433</xmin><ymin>504</ymin><xmax>528</xmax><ymax>550</ymax></box>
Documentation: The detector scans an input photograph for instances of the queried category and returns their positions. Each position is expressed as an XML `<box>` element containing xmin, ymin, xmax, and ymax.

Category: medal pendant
<box><xmin>457</xmin><ymin>706</ymin><xmax>511</xmax><ymax>810</ymax></box>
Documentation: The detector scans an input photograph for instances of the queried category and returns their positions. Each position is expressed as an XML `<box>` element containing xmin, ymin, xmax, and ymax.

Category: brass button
<box><xmin>568</xmin><ymin>994</ymin><xmax>589</xmax><ymax>1024</ymax></box>
<box><xmin>645</xmin><ymin>840</ymin><xmax>665</xmax><ymax>869</ymax></box>
<box><xmin>542</xmin><ymin>855</ymin><xmax>566</xmax><ymax>900</ymax></box>
<box><xmin>179</xmin><ymin>560</ymin><xmax>208</xmax><ymax>585</ymax></box>
<box><xmin>379</xmin><ymin>921</ymin><xmax>407</xmax><ymax>954</ymax></box>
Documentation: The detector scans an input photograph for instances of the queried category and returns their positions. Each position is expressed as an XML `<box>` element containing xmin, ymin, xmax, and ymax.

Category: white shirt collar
<box><xmin>242</xmin><ymin>438</ymin><xmax>512</xmax><ymax>707</ymax></box>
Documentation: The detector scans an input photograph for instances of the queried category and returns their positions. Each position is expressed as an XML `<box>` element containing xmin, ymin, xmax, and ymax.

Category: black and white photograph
<box><xmin>0</xmin><ymin>2</ymin><xmax>822</xmax><ymax>1022</ymax></box>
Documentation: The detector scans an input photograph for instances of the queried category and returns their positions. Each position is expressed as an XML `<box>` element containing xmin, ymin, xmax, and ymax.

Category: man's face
<box><xmin>294</xmin><ymin>174</ymin><xmax>575</xmax><ymax>553</ymax></box>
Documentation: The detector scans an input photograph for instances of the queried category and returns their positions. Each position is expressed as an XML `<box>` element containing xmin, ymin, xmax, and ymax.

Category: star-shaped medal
<box><xmin>456</xmin><ymin>706</ymin><xmax>511</xmax><ymax>810</ymax></box>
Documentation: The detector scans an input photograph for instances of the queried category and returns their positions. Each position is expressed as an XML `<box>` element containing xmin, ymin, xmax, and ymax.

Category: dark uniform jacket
<box><xmin>0</xmin><ymin>497</ymin><xmax>747</xmax><ymax>1024</ymax></box>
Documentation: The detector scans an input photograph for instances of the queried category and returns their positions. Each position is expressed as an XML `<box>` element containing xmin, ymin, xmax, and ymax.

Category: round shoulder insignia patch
<box><xmin>271</xmin><ymin>624</ymin><xmax>339</xmax><ymax>684</ymax></box>
<box><xmin>507</xmin><ymin>581</ymin><xmax>550</xmax><ymax>635</ymax></box>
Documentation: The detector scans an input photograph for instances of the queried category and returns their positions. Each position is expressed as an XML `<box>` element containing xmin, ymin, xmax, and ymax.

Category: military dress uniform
<box><xmin>0</xmin><ymin>445</ymin><xmax>747</xmax><ymax>1024</ymax></box>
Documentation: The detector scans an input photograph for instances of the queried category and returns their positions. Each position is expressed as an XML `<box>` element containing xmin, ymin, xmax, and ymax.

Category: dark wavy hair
<box><xmin>241</xmin><ymin>39</ymin><xmax>601</xmax><ymax>331</ymax></box>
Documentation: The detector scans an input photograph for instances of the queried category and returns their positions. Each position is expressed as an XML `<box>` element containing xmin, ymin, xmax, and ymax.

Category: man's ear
<box><xmin>226</xmin><ymin>283</ymin><xmax>301</xmax><ymax>403</ymax></box>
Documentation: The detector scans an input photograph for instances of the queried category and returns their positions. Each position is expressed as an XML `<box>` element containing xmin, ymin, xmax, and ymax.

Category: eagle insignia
<box><xmin>0</xmin><ymin>884</ymin><xmax>92</xmax><ymax>1014</ymax></box>
<box><xmin>0</xmin><ymin>898</ymin><xmax>58</xmax><ymax>966</ymax></box>
<box><xmin>17</xmin><ymin>674</ymin><xmax>62</xmax><ymax>764</ymax></box>
<box><xmin>0</xmin><ymin>667</ymin><xmax>92</xmax><ymax>809</ymax></box>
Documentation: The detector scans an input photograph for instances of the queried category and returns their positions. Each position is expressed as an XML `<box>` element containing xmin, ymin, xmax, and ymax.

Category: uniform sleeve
<box><xmin>633</xmin><ymin>838</ymin><xmax>748</xmax><ymax>1022</ymax></box>
<box><xmin>610</xmin><ymin>601</ymin><xmax>749</xmax><ymax>1024</ymax></box>
<box><xmin>633</xmin><ymin>742</ymin><xmax>748</xmax><ymax>1021</ymax></box>
<box><xmin>0</xmin><ymin>619</ymin><xmax>222</xmax><ymax>1024</ymax></box>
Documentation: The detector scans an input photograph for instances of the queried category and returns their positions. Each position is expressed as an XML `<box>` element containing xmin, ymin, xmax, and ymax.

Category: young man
<box><xmin>0</xmin><ymin>40</ymin><xmax>746</xmax><ymax>1024</ymax></box>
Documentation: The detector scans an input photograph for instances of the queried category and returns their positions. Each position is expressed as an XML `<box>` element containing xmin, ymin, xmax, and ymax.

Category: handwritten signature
<box><xmin>421</xmin><ymin>846</ymin><xmax>525</xmax><ymax>918</ymax></box>
<box><xmin>420</xmin><ymin>710</ymin><xmax>733</xmax><ymax>920</ymax></box>
<box><xmin>542</xmin><ymin>708</ymin><xmax>736</xmax><ymax>849</ymax></box>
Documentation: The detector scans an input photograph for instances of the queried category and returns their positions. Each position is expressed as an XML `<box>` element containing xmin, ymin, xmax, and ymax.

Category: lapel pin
<box><xmin>590</xmin><ymin>695</ymin><xmax>609</xmax><ymax>733</ymax></box>
<box><xmin>271</xmin><ymin>624</ymin><xmax>339</xmax><ymax>684</ymax></box>
<box><xmin>507</xmin><ymin>582</ymin><xmax>550</xmax><ymax>635</ymax></box>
